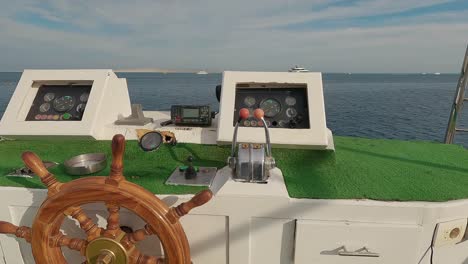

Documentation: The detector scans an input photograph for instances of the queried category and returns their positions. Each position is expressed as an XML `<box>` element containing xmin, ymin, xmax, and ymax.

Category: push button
<box><xmin>62</xmin><ymin>113</ymin><xmax>71</xmax><ymax>120</ymax></box>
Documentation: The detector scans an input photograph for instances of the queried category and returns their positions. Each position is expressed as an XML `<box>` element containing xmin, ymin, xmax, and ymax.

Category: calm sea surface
<box><xmin>0</xmin><ymin>72</ymin><xmax>466</xmax><ymax>146</ymax></box>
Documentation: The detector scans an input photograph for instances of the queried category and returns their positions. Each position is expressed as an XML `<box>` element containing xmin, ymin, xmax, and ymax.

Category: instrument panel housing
<box><xmin>217</xmin><ymin>71</ymin><xmax>333</xmax><ymax>150</ymax></box>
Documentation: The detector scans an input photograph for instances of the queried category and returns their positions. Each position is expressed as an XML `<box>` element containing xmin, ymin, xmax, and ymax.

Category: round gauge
<box><xmin>53</xmin><ymin>96</ymin><xmax>75</xmax><ymax>112</ymax></box>
<box><xmin>80</xmin><ymin>93</ymin><xmax>89</xmax><ymax>102</ymax></box>
<box><xmin>244</xmin><ymin>96</ymin><xmax>256</xmax><ymax>107</ymax></box>
<box><xmin>39</xmin><ymin>103</ymin><xmax>50</xmax><ymax>113</ymax></box>
<box><xmin>139</xmin><ymin>132</ymin><xmax>163</xmax><ymax>152</ymax></box>
<box><xmin>285</xmin><ymin>96</ymin><xmax>296</xmax><ymax>106</ymax></box>
<box><xmin>286</xmin><ymin>107</ymin><xmax>298</xmax><ymax>118</ymax></box>
<box><xmin>259</xmin><ymin>98</ymin><xmax>282</xmax><ymax>118</ymax></box>
<box><xmin>43</xmin><ymin>93</ymin><xmax>55</xmax><ymax>102</ymax></box>
<box><xmin>250</xmin><ymin>120</ymin><xmax>257</xmax><ymax>127</ymax></box>
<box><xmin>76</xmin><ymin>103</ymin><xmax>86</xmax><ymax>113</ymax></box>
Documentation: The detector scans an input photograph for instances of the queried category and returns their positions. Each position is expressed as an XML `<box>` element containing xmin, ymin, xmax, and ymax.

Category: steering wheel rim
<box><xmin>0</xmin><ymin>134</ymin><xmax>213</xmax><ymax>264</ymax></box>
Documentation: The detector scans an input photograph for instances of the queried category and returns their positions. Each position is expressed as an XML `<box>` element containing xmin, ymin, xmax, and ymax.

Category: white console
<box><xmin>0</xmin><ymin>70</ymin><xmax>131</xmax><ymax>140</ymax></box>
<box><xmin>217</xmin><ymin>71</ymin><xmax>334</xmax><ymax>149</ymax></box>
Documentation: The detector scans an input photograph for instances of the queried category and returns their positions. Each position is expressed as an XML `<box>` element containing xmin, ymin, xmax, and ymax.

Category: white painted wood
<box><xmin>212</xmin><ymin>167</ymin><xmax>290</xmax><ymax>198</ymax></box>
<box><xmin>433</xmin><ymin>240</ymin><xmax>468</xmax><ymax>264</ymax></box>
<box><xmin>0</xmin><ymin>188</ymin><xmax>467</xmax><ymax>263</ymax></box>
<box><xmin>180</xmin><ymin>214</ymin><xmax>228</xmax><ymax>264</ymax></box>
<box><xmin>0</xmin><ymin>241</ymin><xmax>5</xmax><ymax>264</ymax></box>
<box><xmin>294</xmin><ymin>220</ymin><xmax>423</xmax><ymax>264</ymax></box>
<box><xmin>250</xmin><ymin>218</ymin><xmax>295</xmax><ymax>264</ymax></box>
<box><xmin>0</xmin><ymin>70</ymin><xmax>131</xmax><ymax>140</ymax></box>
<box><xmin>217</xmin><ymin>71</ymin><xmax>332</xmax><ymax>149</ymax></box>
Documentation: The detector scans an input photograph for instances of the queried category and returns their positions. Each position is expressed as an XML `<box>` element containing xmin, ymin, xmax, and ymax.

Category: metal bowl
<box><xmin>64</xmin><ymin>153</ymin><xmax>107</xmax><ymax>175</ymax></box>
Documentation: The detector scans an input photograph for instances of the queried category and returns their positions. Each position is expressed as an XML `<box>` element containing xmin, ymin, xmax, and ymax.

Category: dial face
<box><xmin>260</xmin><ymin>98</ymin><xmax>282</xmax><ymax>118</ymax></box>
<box><xmin>285</xmin><ymin>96</ymin><xmax>296</xmax><ymax>106</ymax></box>
<box><xmin>76</xmin><ymin>103</ymin><xmax>86</xmax><ymax>113</ymax></box>
<box><xmin>80</xmin><ymin>93</ymin><xmax>89</xmax><ymax>102</ymax></box>
<box><xmin>244</xmin><ymin>96</ymin><xmax>256</xmax><ymax>107</ymax></box>
<box><xmin>39</xmin><ymin>103</ymin><xmax>50</xmax><ymax>113</ymax></box>
<box><xmin>279</xmin><ymin>120</ymin><xmax>288</xmax><ymax>128</ymax></box>
<box><xmin>53</xmin><ymin>96</ymin><xmax>75</xmax><ymax>112</ymax></box>
<box><xmin>286</xmin><ymin>107</ymin><xmax>298</xmax><ymax>118</ymax></box>
<box><xmin>43</xmin><ymin>93</ymin><xmax>55</xmax><ymax>102</ymax></box>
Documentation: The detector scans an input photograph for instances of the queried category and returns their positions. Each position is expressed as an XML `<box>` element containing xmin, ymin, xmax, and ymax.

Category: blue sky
<box><xmin>0</xmin><ymin>0</ymin><xmax>467</xmax><ymax>72</ymax></box>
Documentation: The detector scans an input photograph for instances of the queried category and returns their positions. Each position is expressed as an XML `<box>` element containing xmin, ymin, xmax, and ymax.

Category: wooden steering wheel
<box><xmin>0</xmin><ymin>134</ymin><xmax>213</xmax><ymax>264</ymax></box>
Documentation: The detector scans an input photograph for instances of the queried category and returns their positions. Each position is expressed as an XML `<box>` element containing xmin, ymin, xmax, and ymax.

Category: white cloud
<box><xmin>0</xmin><ymin>0</ymin><xmax>466</xmax><ymax>72</ymax></box>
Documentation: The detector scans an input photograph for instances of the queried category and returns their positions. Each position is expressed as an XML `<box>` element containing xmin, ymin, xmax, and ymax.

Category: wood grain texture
<box><xmin>167</xmin><ymin>190</ymin><xmax>213</xmax><ymax>224</ymax></box>
<box><xmin>22</xmin><ymin>151</ymin><xmax>62</xmax><ymax>196</ymax></box>
<box><xmin>109</xmin><ymin>134</ymin><xmax>126</xmax><ymax>182</ymax></box>
<box><xmin>0</xmin><ymin>221</ymin><xmax>32</xmax><ymax>243</ymax></box>
<box><xmin>0</xmin><ymin>134</ymin><xmax>210</xmax><ymax>263</ymax></box>
<box><xmin>30</xmin><ymin>177</ymin><xmax>192</xmax><ymax>263</ymax></box>
<box><xmin>104</xmin><ymin>202</ymin><xmax>122</xmax><ymax>239</ymax></box>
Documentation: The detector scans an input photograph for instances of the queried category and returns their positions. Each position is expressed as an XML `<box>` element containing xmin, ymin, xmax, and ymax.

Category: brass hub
<box><xmin>85</xmin><ymin>233</ymin><xmax>129</xmax><ymax>264</ymax></box>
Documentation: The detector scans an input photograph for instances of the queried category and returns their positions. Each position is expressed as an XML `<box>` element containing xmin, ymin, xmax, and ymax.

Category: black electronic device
<box><xmin>170</xmin><ymin>105</ymin><xmax>212</xmax><ymax>126</ymax></box>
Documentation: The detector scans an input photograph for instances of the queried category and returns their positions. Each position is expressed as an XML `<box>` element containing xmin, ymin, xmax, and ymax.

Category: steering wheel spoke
<box><xmin>49</xmin><ymin>233</ymin><xmax>87</xmax><ymax>255</ymax></box>
<box><xmin>64</xmin><ymin>206</ymin><xmax>103</xmax><ymax>241</ymax></box>
<box><xmin>121</xmin><ymin>224</ymin><xmax>154</xmax><ymax>249</ymax></box>
<box><xmin>5</xmin><ymin>135</ymin><xmax>212</xmax><ymax>264</ymax></box>
<box><xmin>0</xmin><ymin>221</ymin><xmax>32</xmax><ymax>243</ymax></box>
<box><xmin>103</xmin><ymin>202</ymin><xmax>122</xmax><ymax>238</ymax></box>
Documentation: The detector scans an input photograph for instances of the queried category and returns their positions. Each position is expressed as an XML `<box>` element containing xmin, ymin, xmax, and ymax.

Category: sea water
<box><xmin>0</xmin><ymin>72</ymin><xmax>466</xmax><ymax>146</ymax></box>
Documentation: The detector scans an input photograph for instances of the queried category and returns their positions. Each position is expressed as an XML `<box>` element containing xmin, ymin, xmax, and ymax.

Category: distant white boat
<box><xmin>196</xmin><ymin>70</ymin><xmax>208</xmax><ymax>75</ymax></box>
<box><xmin>288</xmin><ymin>66</ymin><xmax>309</xmax><ymax>72</ymax></box>
<box><xmin>434</xmin><ymin>72</ymin><xmax>441</xmax><ymax>75</ymax></box>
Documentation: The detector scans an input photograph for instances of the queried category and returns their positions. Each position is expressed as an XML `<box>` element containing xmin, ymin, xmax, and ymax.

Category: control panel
<box><xmin>0</xmin><ymin>69</ymin><xmax>131</xmax><ymax>140</ymax></box>
<box><xmin>26</xmin><ymin>85</ymin><xmax>91</xmax><ymax>121</ymax></box>
<box><xmin>217</xmin><ymin>71</ymin><xmax>334</xmax><ymax>150</ymax></box>
<box><xmin>233</xmin><ymin>87</ymin><xmax>309</xmax><ymax>129</ymax></box>
<box><xmin>171</xmin><ymin>105</ymin><xmax>211</xmax><ymax>126</ymax></box>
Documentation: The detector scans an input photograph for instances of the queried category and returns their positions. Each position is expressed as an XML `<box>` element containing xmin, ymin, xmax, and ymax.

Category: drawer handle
<box><xmin>338</xmin><ymin>246</ymin><xmax>380</xmax><ymax>257</ymax></box>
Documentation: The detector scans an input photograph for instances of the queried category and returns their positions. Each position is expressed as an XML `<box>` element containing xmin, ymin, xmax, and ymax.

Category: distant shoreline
<box><xmin>114</xmin><ymin>68</ymin><xmax>219</xmax><ymax>73</ymax></box>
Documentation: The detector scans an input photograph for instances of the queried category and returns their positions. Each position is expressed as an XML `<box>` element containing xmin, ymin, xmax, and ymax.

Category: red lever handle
<box><xmin>239</xmin><ymin>108</ymin><xmax>250</xmax><ymax>120</ymax></box>
<box><xmin>254</xmin><ymin>108</ymin><xmax>265</xmax><ymax>119</ymax></box>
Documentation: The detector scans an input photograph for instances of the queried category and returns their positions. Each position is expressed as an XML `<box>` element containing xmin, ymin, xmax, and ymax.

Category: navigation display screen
<box><xmin>183</xmin><ymin>108</ymin><xmax>199</xmax><ymax>118</ymax></box>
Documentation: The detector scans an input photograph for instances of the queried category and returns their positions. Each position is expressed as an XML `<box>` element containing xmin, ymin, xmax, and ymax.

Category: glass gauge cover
<box><xmin>260</xmin><ymin>98</ymin><xmax>282</xmax><ymax>117</ymax></box>
<box><xmin>39</xmin><ymin>103</ymin><xmax>50</xmax><ymax>113</ymax></box>
<box><xmin>53</xmin><ymin>96</ymin><xmax>75</xmax><ymax>112</ymax></box>
<box><xmin>80</xmin><ymin>93</ymin><xmax>90</xmax><ymax>102</ymax></box>
<box><xmin>286</xmin><ymin>107</ymin><xmax>298</xmax><ymax>118</ymax></box>
<box><xmin>285</xmin><ymin>96</ymin><xmax>296</xmax><ymax>106</ymax></box>
<box><xmin>244</xmin><ymin>96</ymin><xmax>256</xmax><ymax>107</ymax></box>
<box><xmin>76</xmin><ymin>103</ymin><xmax>86</xmax><ymax>113</ymax></box>
<box><xmin>139</xmin><ymin>132</ymin><xmax>163</xmax><ymax>152</ymax></box>
<box><xmin>43</xmin><ymin>93</ymin><xmax>55</xmax><ymax>102</ymax></box>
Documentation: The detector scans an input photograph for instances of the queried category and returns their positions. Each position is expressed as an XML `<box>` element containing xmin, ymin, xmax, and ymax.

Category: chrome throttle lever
<box><xmin>228</xmin><ymin>108</ymin><xmax>275</xmax><ymax>183</ymax></box>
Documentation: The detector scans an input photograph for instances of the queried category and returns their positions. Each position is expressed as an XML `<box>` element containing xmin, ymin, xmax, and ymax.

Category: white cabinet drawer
<box><xmin>294</xmin><ymin>220</ymin><xmax>422</xmax><ymax>264</ymax></box>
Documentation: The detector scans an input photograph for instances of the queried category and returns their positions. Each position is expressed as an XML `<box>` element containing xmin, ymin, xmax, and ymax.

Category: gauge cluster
<box><xmin>233</xmin><ymin>87</ymin><xmax>310</xmax><ymax>129</ymax></box>
<box><xmin>25</xmin><ymin>85</ymin><xmax>92</xmax><ymax>121</ymax></box>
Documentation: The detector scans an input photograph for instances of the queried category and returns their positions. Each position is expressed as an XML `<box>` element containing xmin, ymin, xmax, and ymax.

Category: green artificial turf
<box><xmin>0</xmin><ymin>136</ymin><xmax>467</xmax><ymax>201</ymax></box>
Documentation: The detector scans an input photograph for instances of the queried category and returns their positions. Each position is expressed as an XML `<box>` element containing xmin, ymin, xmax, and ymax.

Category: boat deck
<box><xmin>0</xmin><ymin>136</ymin><xmax>467</xmax><ymax>202</ymax></box>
